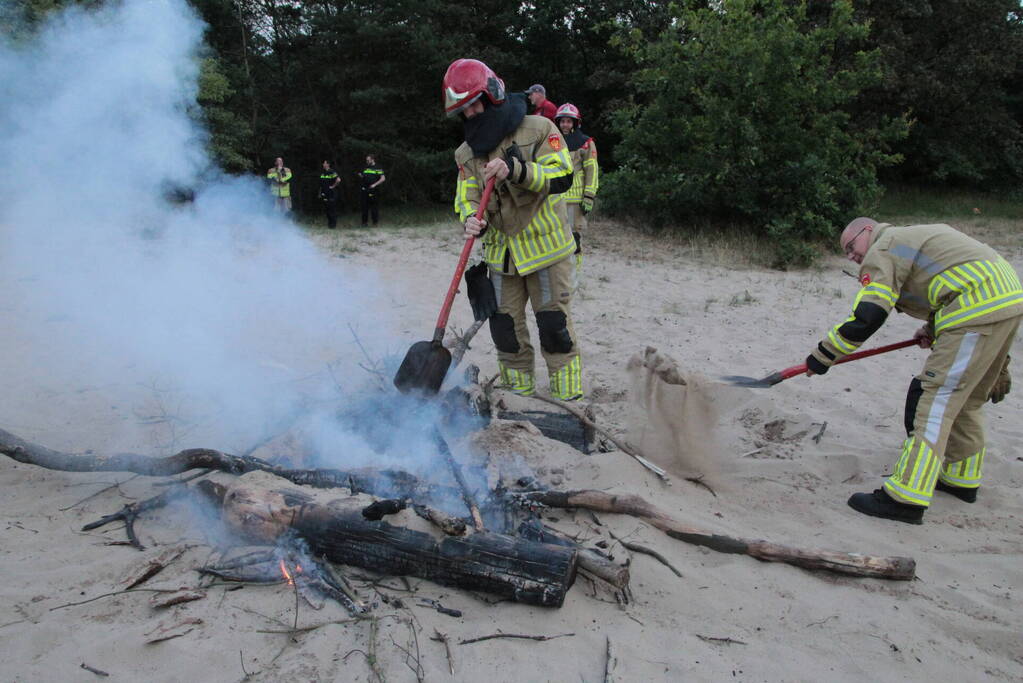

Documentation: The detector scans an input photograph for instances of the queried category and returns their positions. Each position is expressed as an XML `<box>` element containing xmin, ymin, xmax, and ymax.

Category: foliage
<box><xmin>603</xmin><ymin>0</ymin><xmax>906</xmax><ymax>267</ymax></box>
<box><xmin>853</xmin><ymin>0</ymin><xmax>1023</xmax><ymax>188</ymax></box>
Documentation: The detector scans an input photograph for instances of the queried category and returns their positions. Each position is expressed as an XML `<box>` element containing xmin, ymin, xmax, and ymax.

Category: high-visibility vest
<box><xmin>267</xmin><ymin>168</ymin><xmax>292</xmax><ymax>198</ymax></box>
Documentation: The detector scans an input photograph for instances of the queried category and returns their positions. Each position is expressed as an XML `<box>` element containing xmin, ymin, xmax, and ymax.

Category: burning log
<box><xmin>199</xmin><ymin>480</ymin><xmax>578</xmax><ymax>607</ymax></box>
<box><xmin>513</xmin><ymin>489</ymin><xmax>916</xmax><ymax>581</ymax></box>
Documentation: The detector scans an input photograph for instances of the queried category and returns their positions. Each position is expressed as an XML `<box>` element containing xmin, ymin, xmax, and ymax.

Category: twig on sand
<box><xmin>431</xmin><ymin>629</ymin><xmax>455</xmax><ymax>675</ymax></box>
<box><xmin>812</xmin><ymin>421</ymin><xmax>828</xmax><ymax>444</ymax></box>
<box><xmin>523</xmin><ymin>393</ymin><xmax>670</xmax><ymax>483</ymax></box>
<box><xmin>695</xmin><ymin>634</ymin><xmax>747</xmax><ymax>645</ymax></box>
<box><xmin>80</xmin><ymin>663</ymin><xmax>110</xmax><ymax>677</ymax></box>
<box><xmin>609</xmin><ymin>530</ymin><xmax>683</xmax><ymax>578</ymax></box>
<box><xmin>604</xmin><ymin>636</ymin><xmax>616</xmax><ymax>683</ymax></box>
<box><xmin>51</xmin><ymin>587</ymin><xmax>181</xmax><ymax>611</ymax></box>
<box><xmin>459</xmin><ymin>632</ymin><xmax>575</xmax><ymax>645</ymax></box>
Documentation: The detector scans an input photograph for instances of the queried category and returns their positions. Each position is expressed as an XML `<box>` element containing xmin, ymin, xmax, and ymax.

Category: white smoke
<box><xmin>0</xmin><ymin>0</ymin><xmax>421</xmax><ymax>465</ymax></box>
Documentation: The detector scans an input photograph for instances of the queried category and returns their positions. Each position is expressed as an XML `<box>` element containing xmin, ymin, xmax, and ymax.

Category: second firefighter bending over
<box><xmin>554</xmin><ymin>102</ymin><xmax>599</xmax><ymax>277</ymax></box>
<box><xmin>444</xmin><ymin>58</ymin><xmax>583</xmax><ymax>400</ymax></box>
<box><xmin>807</xmin><ymin>217</ymin><xmax>1021</xmax><ymax>525</ymax></box>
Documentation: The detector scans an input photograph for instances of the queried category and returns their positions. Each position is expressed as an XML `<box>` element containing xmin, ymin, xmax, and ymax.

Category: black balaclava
<box><xmin>463</xmin><ymin>92</ymin><xmax>527</xmax><ymax>156</ymax></box>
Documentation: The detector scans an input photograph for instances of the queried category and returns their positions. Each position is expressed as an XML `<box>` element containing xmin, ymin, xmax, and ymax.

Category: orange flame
<box><xmin>279</xmin><ymin>559</ymin><xmax>294</xmax><ymax>586</ymax></box>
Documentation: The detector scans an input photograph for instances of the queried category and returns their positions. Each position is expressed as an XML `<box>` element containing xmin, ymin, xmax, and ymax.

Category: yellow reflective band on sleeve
<box><xmin>454</xmin><ymin>174</ymin><xmax>479</xmax><ymax>221</ymax></box>
<box><xmin>861</xmin><ymin>282</ymin><xmax>897</xmax><ymax>307</ymax></box>
<box><xmin>884</xmin><ymin>436</ymin><xmax>940</xmax><ymax>507</ymax></box>
<box><xmin>827</xmin><ymin>328</ymin><xmax>858</xmax><ymax>355</ymax></box>
<box><xmin>583</xmin><ymin>156</ymin><xmax>599</xmax><ymax>196</ymax></box>
<box><xmin>938</xmin><ymin>449</ymin><xmax>984</xmax><ymax>488</ymax></box>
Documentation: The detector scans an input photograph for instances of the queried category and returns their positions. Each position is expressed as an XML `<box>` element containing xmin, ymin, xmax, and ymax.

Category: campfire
<box><xmin>0</xmin><ymin>349</ymin><xmax>917</xmax><ymax>676</ymax></box>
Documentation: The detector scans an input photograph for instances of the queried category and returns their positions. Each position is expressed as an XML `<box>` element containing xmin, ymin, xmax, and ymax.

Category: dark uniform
<box><xmin>319</xmin><ymin>166</ymin><xmax>340</xmax><ymax>228</ymax></box>
<box><xmin>359</xmin><ymin>163</ymin><xmax>384</xmax><ymax>226</ymax></box>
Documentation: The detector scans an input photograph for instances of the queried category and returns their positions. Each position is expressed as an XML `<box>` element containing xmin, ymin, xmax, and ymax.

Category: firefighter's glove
<box><xmin>988</xmin><ymin>355</ymin><xmax>1011</xmax><ymax>403</ymax></box>
<box><xmin>503</xmin><ymin>143</ymin><xmax>527</xmax><ymax>185</ymax></box>
<box><xmin>573</xmin><ymin>231</ymin><xmax>582</xmax><ymax>255</ymax></box>
<box><xmin>581</xmin><ymin>196</ymin><xmax>594</xmax><ymax>214</ymax></box>
<box><xmin>805</xmin><ymin>354</ymin><xmax>829</xmax><ymax>376</ymax></box>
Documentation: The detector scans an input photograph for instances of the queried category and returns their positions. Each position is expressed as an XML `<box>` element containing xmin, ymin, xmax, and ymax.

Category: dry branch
<box><xmin>514</xmin><ymin>489</ymin><xmax>915</xmax><ymax>580</ymax></box>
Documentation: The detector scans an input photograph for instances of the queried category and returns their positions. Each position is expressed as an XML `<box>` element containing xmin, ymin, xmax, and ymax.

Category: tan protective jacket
<box><xmin>454</xmin><ymin>115</ymin><xmax>575</xmax><ymax>276</ymax></box>
<box><xmin>814</xmin><ymin>223</ymin><xmax>1023</xmax><ymax>366</ymax></box>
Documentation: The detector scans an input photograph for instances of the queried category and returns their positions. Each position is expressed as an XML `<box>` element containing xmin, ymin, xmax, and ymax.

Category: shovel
<box><xmin>394</xmin><ymin>176</ymin><xmax>497</xmax><ymax>395</ymax></box>
<box><xmin>722</xmin><ymin>338</ymin><xmax>919</xmax><ymax>388</ymax></box>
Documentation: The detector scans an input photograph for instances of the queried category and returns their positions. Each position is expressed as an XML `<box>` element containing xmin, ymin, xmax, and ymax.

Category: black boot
<box><xmin>935</xmin><ymin>480</ymin><xmax>978</xmax><ymax>503</ymax></box>
<box><xmin>847</xmin><ymin>488</ymin><xmax>925</xmax><ymax>525</ymax></box>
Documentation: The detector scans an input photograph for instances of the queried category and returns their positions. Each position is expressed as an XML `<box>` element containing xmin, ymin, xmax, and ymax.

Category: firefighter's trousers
<box><xmin>885</xmin><ymin>316</ymin><xmax>1020</xmax><ymax>506</ymax></box>
<box><xmin>488</xmin><ymin>255</ymin><xmax>582</xmax><ymax>400</ymax></box>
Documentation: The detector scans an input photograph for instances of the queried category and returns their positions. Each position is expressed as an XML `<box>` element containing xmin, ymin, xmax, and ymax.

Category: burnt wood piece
<box><xmin>514</xmin><ymin>489</ymin><xmax>916</xmax><ymax>581</ymax></box>
<box><xmin>432</xmin><ymin>428</ymin><xmax>485</xmax><ymax>531</ymax></box>
<box><xmin>517</xmin><ymin>519</ymin><xmax>629</xmax><ymax>589</ymax></box>
<box><xmin>498</xmin><ymin>409</ymin><xmax>591</xmax><ymax>454</ymax></box>
<box><xmin>82</xmin><ymin>485</ymin><xmax>189</xmax><ymax>550</ymax></box>
<box><xmin>0</xmin><ymin>427</ymin><xmax>458</xmax><ymax>502</ymax></box>
<box><xmin>205</xmin><ymin>481</ymin><xmax>577</xmax><ymax>607</ymax></box>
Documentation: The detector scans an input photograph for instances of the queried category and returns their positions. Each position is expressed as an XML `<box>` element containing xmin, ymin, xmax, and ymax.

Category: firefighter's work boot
<box><xmin>847</xmin><ymin>488</ymin><xmax>925</xmax><ymax>525</ymax></box>
<box><xmin>935</xmin><ymin>480</ymin><xmax>978</xmax><ymax>503</ymax></box>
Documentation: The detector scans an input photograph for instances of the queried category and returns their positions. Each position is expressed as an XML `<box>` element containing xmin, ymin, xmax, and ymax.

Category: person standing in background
<box><xmin>319</xmin><ymin>160</ymin><xmax>340</xmax><ymax>229</ymax></box>
<box><xmin>526</xmin><ymin>84</ymin><xmax>557</xmax><ymax>121</ymax></box>
<box><xmin>266</xmin><ymin>157</ymin><xmax>292</xmax><ymax>212</ymax></box>
<box><xmin>554</xmin><ymin>103</ymin><xmax>599</xmax><ymax>282</ymax></box>
<box><xmin>359</xmin><ymin>154</ymin><xmax>385</xmax><ymax>227</ymax></box>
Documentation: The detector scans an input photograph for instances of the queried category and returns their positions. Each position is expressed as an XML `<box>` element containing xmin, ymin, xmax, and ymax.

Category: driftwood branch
<box><xmin>445</xmin><ymin>319</ymin><xmax>486</xmax><ymax>369</ymax></box>
<box><xmin>513</xmin><ymin>489</ymin><xmax>915</xmax><ymax>581</ymax></box>
<box><xmin>0</xmin><ymin>427</ymin><xmax>457</xmax><ymax>503</ymax></box>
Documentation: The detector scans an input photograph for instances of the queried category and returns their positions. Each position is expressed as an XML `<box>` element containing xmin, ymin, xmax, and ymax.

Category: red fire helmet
<box><xmin>555</xmin><ymin>102</ymin><xmax>581</xmax><ymax>122</ymax></box>
<box><xmin>443</xmin><ymin>59</ymin><xmax>506</xmax><ymax>117</ymax></box>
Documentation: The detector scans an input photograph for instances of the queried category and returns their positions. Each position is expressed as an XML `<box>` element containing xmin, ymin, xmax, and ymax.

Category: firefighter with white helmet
<box><xmin>444</xmin><ymin>59</ymin><xmax>582</xmax><ymax>400</ymax></box>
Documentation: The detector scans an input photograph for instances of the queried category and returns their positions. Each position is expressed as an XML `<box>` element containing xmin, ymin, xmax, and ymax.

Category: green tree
<box><xmin>604</xmin><ymin>0</ymin><xmax>906</xmax><ymax>266</ymax></box>
<box><xmin>854</xmin><ymin>0</ymin><xmax>1023</xmax><ymax>188</ymax></box>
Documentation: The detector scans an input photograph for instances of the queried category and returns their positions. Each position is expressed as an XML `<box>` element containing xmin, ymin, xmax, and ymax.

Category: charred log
<box><xmin>202</xmin><ymin>481</ymin><xmax>577</xmax><ymax>607</ymax></box>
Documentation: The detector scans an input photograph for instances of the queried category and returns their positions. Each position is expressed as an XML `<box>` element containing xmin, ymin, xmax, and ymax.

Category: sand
<box><xmin>2</xmin><ymin>216</ymin><xmax>1021</xmax><ymax>682</ymax></box>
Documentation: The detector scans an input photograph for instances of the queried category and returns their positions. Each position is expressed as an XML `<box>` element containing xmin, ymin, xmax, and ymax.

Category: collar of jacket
<box><xmin>564</xmin><ymin>129</ymin><xmax>590</xmax><ymax>152</ymax></box>
<box><xmin>463</xmin><ymin>93</ymin><xmax>527</xmax><ymax>156</ymax></box>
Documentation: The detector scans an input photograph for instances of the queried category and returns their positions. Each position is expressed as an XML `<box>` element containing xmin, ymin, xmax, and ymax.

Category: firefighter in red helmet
<box><xmin>443</xmin><ymin>59</ymin><xmax>583</xmax><ymax>400</ymax></box>
<box><xmin>554</xmin><ymin>102</ymin><xmax>599</xmax><ymax>281</ymax></box>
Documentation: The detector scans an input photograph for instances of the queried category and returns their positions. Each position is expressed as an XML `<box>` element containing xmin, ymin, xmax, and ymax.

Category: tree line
<box><xmin>8</xmin><ymin>0</ymin><xmax>1023</xmax><ymax>264</ymax></box>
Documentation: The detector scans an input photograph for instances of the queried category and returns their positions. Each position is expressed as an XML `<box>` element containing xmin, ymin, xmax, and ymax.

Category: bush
<box><xmin>604</xmin><ymin>0</ymin><xmax>907</xmax><ymax>267</ymax></box>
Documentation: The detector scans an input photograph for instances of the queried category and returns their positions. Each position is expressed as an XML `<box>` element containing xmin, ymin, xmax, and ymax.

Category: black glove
<box><xmin>504</xmin><ymin>143</ymin><xmax>527</xmax><ymax>184</ymax></box>
<box><xmin>806</xmin><ymin>355</ymin><xmax>829</xmax><ymax>375</ymax></box>
<box><xmin>573</xmin><ymin>231</ymin><xmax>582</xmax><ymax>255</ymax></box>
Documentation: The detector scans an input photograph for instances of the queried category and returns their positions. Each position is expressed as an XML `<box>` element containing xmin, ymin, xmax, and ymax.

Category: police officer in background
<box><xmin>359</xmin><ymin>154</ymin><xmax>385</xmax><ymax>227</ymax></box>
<box><xmin>446</xmin><ymin>59</ymin><xmax>583</xmax><ymax>401</ymax></box>
<box><xmin>807</xmin><ymin>217</ymin><xmax>1021</xmax><ymax>524</ymax></box>
<box><xmin>319</xmin><ymin>160</ymin><xmax>340</xmax><ymax>229</ymax></box>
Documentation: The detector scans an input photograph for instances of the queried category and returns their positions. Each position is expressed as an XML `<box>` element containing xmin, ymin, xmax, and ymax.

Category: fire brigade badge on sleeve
<box><xmin>547</xmin><ymin>134</ymin><xmax>562</xmax><ymax>151</ymax></box>
<box><xmin>860</xmin><ymin>273</ymin><xmax>872</xmax><ymax>286</ymax></box>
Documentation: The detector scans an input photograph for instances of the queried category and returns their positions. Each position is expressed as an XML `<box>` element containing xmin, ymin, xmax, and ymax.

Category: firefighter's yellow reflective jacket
<box><xmin>267</xmin><ymin>167</ymin><xmax>292</xmax><ymax>198</ymax></box>
<box><xmin>453</xmin><ymin>115</ymin><xmax>575</xmax><ymax>276</ymax></box>
<box><xmin>815</xmin><ymin>223</ymin><xmax>1023</xmax><ymax>366</ymax></box>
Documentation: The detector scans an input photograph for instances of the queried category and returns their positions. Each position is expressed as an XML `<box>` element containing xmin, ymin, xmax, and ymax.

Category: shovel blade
<box><xmin>465</xmin><ymin>262</ymin><xmax>498</xmax><ymax>322</ymax></box>
<box><xmin>720</xmin><ymin>372</ymin><xmax>784</xmax><ymax>388</ymax></box>
<box><xmin>393</xmin><ymin>341</ymin><xmax>453</xmax><ymax>395</ymax></box>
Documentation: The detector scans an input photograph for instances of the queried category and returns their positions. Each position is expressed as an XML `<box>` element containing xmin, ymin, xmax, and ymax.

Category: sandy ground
<box><xmin>2</xmin><ymin>215</ymin><xmax>1021</xmax><ymax>682</ymax></box>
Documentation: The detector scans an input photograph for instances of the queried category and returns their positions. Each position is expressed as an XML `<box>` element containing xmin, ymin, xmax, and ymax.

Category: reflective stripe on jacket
<box><xmin>564</xmin><ymin>138</ymin><xmax>599</xmax><ymax>204</ymax></box>
<box><xmin>267</xmin><ymin>168</ymin><xmax>292</xmax><ymax>197</ymax></box>
<box><xmin>819</xmin><ymin>223</ymin><xmax>1023</xmax><ymax>361</ymax></box>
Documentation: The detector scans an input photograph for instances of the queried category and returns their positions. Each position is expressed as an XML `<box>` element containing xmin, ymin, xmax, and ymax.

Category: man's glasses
<box><xmin>843</xmin><ymin>226</ymin><xmax>868</xmax><ymax>257</ymax></box>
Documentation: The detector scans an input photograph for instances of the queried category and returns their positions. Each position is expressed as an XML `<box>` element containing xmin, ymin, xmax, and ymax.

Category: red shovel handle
<box><xmin>431</xmin><ymin>176</ymin><xmax>497</xmax><ymax>342</ymax></box>
<box><xmin>776</xmin><ymin>338</ymin><xmax>920</xmax><ymax>381</ymax></box>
